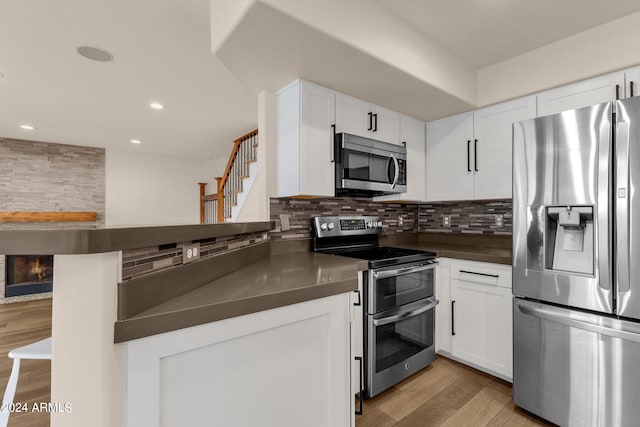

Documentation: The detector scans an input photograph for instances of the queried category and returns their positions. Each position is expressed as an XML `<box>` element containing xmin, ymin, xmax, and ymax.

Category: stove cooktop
<box><xmin>320</xmin><ymin>245</ymin><xmax>436</xmax><ymax>269</ymax></box>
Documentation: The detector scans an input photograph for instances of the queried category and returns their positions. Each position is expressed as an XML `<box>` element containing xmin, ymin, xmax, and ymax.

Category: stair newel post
<box><xmin>198</xmin><ymin>182</ymin><xmax>207</xmax><ymax>224</ymax></box>
<box><xmin>215</xmin><ymin>177</ymin><xmax>224</xmax><ymax>223</ymax></box>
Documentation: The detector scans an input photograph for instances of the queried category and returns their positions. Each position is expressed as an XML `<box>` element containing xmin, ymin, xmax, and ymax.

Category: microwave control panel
<box><xmin>398</xmin><ymin>159</ymin><xmax>406</xmax><ymax>185</ymax></box>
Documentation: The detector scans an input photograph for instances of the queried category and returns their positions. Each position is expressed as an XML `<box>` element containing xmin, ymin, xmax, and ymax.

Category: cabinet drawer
<box><xmin>450</xmin><ymin>260</ymin><xmax>511</xmax><ymax>289</ymax></box>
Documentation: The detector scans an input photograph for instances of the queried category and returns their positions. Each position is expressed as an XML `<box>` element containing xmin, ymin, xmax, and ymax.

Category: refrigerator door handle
<box><xmin>517</xmin><ymin>300</ymin><xmax>640</xmax><ymax>343</ymax></box>
<box><xmin>616</xmin><ymin>121</ymin><xmax>631</xmax><ymax>293</ymax></box>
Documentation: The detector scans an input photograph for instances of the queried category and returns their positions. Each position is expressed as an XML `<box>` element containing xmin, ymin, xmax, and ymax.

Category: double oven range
<box><xmin>312</xmin><ymin>216</ymin><xmax>438</xmax><ymax>400</ymax></box>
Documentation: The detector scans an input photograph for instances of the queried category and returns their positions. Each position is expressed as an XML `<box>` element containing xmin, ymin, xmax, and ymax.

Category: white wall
<box><xmin>105</xmin><ymin>149</ymin><xmax>215</xmax><ymax>226</ymax></box>
<box><xmin>235</xmin><ymin>90</ymin><xmax>276</xmax><ymax>222</ymax></box>
<box><xmin>478</xmin><ymin>11</ymin><xmax>640</xmax><ymax>106</ymax></box>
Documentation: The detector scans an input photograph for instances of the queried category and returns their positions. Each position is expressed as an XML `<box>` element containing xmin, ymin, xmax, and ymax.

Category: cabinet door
<box><xmin>473</xmin><ymin>96</ymin><xmax>536</xmax><ymax>199</ymax></box>
<box><xmin>351</xmin><ymin>274</ymin><xmax>364</xmax><ymax>397</ymax></box>
<box><xmin>335</xmin><ymin>93</ymin><xmax>371</xmax><ymax>138</ymax></box>
<box><xmin>299</xmin><ymin>81</ymin><xmax>335</xmax><ymax>196</ymax></box>
<box><xmin>426</xmin><ymin>112</ymin><xmax>474</xmax><ymax>201</ymax></box>
<box><xmin>537</xmin><ymin>71</ymin><xmax>624</xmax><ymax>116</ymax></box>
<box><xmin>450</xmin><ymin>278</ymin><xmax>512</xmax><ymax>379</ymax></box>
<box><xmin>373</xmin><ymin>114</ymin><xmax>426</xmax><ymax>202</ymax></box>
<box><xmin>625</xmin><ymin>66</ymin><xmax>640</xmax><ymax>99</ymax></box>
<box><xmin>434</xmin><ymin>258</ymin><xmax>451</xmax><ymax>354</ymax></box>
<box><xmin>370</xmin><ymin>104</ymin><xmax>400</xmax><ymax>145</ymax></box>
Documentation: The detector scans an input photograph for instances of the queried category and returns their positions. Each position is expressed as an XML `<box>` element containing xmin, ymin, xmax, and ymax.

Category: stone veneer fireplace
<box><xmin>3</xmin><ymin>255</ymin><xmax>54</xmax><ymax>297</ymax></box>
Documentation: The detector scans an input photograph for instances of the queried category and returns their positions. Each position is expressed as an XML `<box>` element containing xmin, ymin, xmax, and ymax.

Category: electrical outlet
<box><xmin>398</xmin><ymin>216</ymin><xmax>404</xmax><ymax>226</ymax></box>
<box><xmin>443</xmin><ymin>215</ymin><xmax>450</xmax><ymax>227</ymax></box>
<box><xmin>279</xmin><ymin>214</ymin><xmax>291</xmax><ymax>231</ymax></box>
<box><xmin>182</xmin><ymin>243</ymin><xmax>200</xmax><ymax>264</ymax></box>
<box><xmin>495</xmin><ymin>214</ymin><xmax>504</xmax><ymax>229</ymax></box>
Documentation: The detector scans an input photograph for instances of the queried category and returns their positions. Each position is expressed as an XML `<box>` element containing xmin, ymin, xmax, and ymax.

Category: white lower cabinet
<box><xmin>123</xmin><ymin>293</ymin><xmax>353</xmax><ymax>427</ymax></box>
<box><xmin>351</xmin><ymin>273</ymin><xmax>364</xmax><ymax>412</ymax></box>
<box><xmin>436</xmin><ymin>259</ymin><xmax>513</xmax><ymax>381</ymax></box>
<box><xmin>435</xmin><ymin>258</ymin><xmax>451</xmax><ymax>354</ymax></box>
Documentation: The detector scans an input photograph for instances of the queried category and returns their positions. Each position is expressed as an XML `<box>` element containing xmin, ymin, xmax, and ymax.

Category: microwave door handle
<box><xmin>387</xmin><ymin>154</ymin><xmax>399</xmax><ymax>189</ymax></box>
<box><xmin>373</xmin><ymin>298</ymin><xmax>439</xmax><ymax>327</ymax></box>
<box><xmin>386</xmin><ymin>156</ymin><xmax>394</xmax><ymax>185</ymax></box>
<box><xmin>373</xmin><ymin>263</ymin><xmax>438</xmax><ymax>279</ymax></box>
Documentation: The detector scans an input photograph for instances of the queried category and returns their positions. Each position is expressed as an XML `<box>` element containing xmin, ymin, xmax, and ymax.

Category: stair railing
<box><xmin>199</xmin><ymin>129</ymin><xmax>258</xmax><ymax>223</ymax></box>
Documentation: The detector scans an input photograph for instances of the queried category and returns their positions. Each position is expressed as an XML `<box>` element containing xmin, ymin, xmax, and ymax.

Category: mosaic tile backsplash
<box><xmin>269</xmin><ymin>197</ymin><xmax>419</xmax><ymax>239</ymax></box>
<box><xmin>123</xmin><ymin>198</ymin><xmax>511</xmax><ymax>282</ymax></box>
<box><xmin>270</xmin><ymin>197</ymin><xmax>512</xmax><ymax>239</ymax></box>
<box><xmin>121</xmin><ymin>231</ymin><xmax>267</xmax><ymax>281</ymax></box>
<box><xmin>419</xmin><ymin>199</ymin><xmax>512</xmax><ymax>234</ymax></box>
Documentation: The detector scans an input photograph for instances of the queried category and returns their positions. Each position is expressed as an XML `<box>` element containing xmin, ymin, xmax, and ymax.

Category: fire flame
<box><xmin>30</xmin><ymin>258</ymin><xmax>47</xmax><ymax>280</ymax></box>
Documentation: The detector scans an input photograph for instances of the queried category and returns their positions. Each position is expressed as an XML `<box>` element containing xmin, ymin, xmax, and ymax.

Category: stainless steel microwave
<box><xmin>334</xmin><ymin>133</ymin><xmax>407</xmax><ymax>196</ymax></box>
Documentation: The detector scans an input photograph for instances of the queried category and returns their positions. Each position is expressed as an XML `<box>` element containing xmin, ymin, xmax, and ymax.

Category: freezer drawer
<box><xmin>514</xmin><ymin>298</ymin><xmax>640</xmax><ymax>427</ymax></box>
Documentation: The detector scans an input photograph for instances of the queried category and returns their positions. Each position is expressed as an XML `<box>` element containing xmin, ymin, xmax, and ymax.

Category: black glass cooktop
<box><xmin>321</xmin><ymin>246</ymin><xmax>436</xmax><ymax>269</ymax></box>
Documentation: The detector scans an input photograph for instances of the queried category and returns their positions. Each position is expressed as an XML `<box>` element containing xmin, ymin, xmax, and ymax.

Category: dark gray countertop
<box><xmin>382</xmin><ymin>232</ymin><xmax>512</xmax><ymax>265</ymax></box>
<box><xmin>0</xmin><ymin>221</ymin><xmax>274</xmax><ymax>254</ymax></box>
<box><xmin>114</xmin><ymin>250</ymin><xmax>367</xmax><ymax>342</ymax></box>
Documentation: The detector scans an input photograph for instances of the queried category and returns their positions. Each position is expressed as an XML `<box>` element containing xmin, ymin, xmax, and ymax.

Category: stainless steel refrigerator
<box><xmin>513</xmin><ymin>96</ymin><xmax>640</xmax><ymax>426</ymax></box>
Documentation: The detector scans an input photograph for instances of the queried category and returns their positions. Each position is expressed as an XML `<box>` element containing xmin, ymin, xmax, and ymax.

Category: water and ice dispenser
<box><xmin>545</xmin><ymin>206</ymin><xmax>594</xmax><ymax>275</ymax></box>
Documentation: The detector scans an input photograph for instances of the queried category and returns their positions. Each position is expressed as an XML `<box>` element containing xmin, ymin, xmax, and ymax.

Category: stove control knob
<box><xmin>320</xmin><ymin>223</ymin><xmax>328</xmax><ymax>231</ymax></box>
<box><xmin>366</xmin><ymin>222</ymin><xmax>372</xmax><ymax>228</ymax></box>
<box><xmin>327</xmin><ymin>222</ymin><xmax>335</xmax><ymax>230</ymax></box>
<box><xmin>377</xmin><ymin>221</ymin><xmax>383</xmax><ymax>227</ymax></box>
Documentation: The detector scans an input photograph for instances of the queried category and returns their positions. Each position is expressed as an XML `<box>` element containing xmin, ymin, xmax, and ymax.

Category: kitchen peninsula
<box><xmin>0</xmin><ymin>222</ymin><xmax>362</xmax><ymax>427</ymax></box>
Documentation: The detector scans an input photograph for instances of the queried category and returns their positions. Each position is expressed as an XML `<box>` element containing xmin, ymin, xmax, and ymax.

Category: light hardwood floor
<box><xmin>356</xmin><ymin>356</ymin><xmax>552</xmax><ymax>427</ymax></box>
<box><xmin>0</xmin><ymin>298</ymin><xmax>52</xmax><ymax>427</ymax></box>
<box><xmin>1</xmin><ymin>299</ymin><xmax>551</xmax><ymax>427</ymax></box>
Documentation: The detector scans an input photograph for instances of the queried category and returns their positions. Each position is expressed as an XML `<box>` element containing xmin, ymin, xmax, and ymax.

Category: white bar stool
<box><xmin>0</xmin><ymin>337</ymin><xmax>52</xmax><ymax>427</ymax></box>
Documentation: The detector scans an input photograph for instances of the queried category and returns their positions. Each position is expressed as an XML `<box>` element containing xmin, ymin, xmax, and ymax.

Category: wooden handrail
<box><xmin>216</xmin><ymin>128</ymin><xmax>258</xmax><ymax>222</ymax></box>
<box><xmin>219</xmin><ymin>128</ymin><xmax>259</xmax><ymax>191</ymax></box>
<box><xmin>198</xmin><ymin>128</ymin><xmax>258</xmax><ymax>223</ymax></box>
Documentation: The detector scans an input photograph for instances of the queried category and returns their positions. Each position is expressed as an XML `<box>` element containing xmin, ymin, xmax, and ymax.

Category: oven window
<box><xmin>374</xmin><ymin>307</ymin><xmax>434</xmax><ymax>373</ymax></box>
<box><xmin>372</xmin><ymin>268</ymin><xmax>434</xmax><ymax>313</ymax></box>
<box><xmin>343</xmin><ymin>150</ymin><xmax>390</xmax><ymax>184</ymax></box>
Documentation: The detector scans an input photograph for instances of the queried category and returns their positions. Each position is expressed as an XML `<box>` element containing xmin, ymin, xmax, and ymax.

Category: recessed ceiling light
<box><xmin>76</xmin><ymin>46</ymin><xmax>114</xmax><ymax>62</ymax></box>
<box><xmin>0</xmin><ymin>72</ymin><xmax>5</xmax><ymax>79</ymax></box>
<box><xmin>130</xmin><ymin>139</ymin><xmax>141</xmax><ymax>144</ymax></box>
<box><xmin>149</xmin><ymin>102</ymin><xmax>165</xmax><ymax>110</ymax></box>
<box><xmin>20</xmin><ymin>124</ymin><xmax>36</xmax><ymax>131</ymax></box>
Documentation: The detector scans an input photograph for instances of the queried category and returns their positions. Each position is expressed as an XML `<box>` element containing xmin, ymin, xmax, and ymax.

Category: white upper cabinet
<box><xmin>336</xmin><ymin>93</ymin><xmax>401</xmax><ymax>145</ymax></box>
<box><xmin>625</xmin><ymin>66</ymin><xmax>640</xmax><ymax>99</ymax></box>
<box><xmin>426</xmin><ymin>96</ymin><xmax>536</xmax><ymax>202</ymax></box>
<box><xmin>371</xmin><ymin>104</ymin><xmax>401</xmax><ymax>145</ymax></box>
<box><xmin>473</xmin><ymin>96</ymin><xmax>536</xmax><ymax>199</ymax></box>
<box><xmin>426</xmin><ymin>112</ymin><xmax>474</xmax><ymax>201</ymax></box>
<box><xmin>537</xmin><ymin>71</ymin><xmax>624</xmax><ymax>117</ymax></box>
<box><xmin>277</xmin><ymin>80</ymin><xmax>335</xmax><ymax>197</ymax></box>
<box><xmin>374</xmin><ymin>113</ymin><xmax>427</xmax><ymax>202</ymax></box>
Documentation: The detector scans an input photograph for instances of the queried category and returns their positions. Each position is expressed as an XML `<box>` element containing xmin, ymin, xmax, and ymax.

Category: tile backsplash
<box><xmin>270</xmin><ymin>197</ymin><xmax>418</xmax><ymax>239</ymax></box>
<box><xmin>121</xmin><ymin>231</ymin><xmax>267</xmax><ymax>281</ymax></box>
<box><xmin>419</xmin><ymin>199</ymin><xmax>512</xmax><ymax>234</ymax></box>
<box><xmin>270</xmin><ymin>197</ymin><xmax>512</xmax><ymax>239</ymax></box>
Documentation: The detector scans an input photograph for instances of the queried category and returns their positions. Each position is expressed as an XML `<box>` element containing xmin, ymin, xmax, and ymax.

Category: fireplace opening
<box><xmin>5</xmin><ymin>255</ymin><xmax>54</xmax><ymax>297</ymax></box>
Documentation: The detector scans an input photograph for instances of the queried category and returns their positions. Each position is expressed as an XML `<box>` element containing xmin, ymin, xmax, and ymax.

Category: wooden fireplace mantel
<box><xmin>0</xmin><ymin>211</ymin><xmax>97</xmax><ymax>223</ymax></box>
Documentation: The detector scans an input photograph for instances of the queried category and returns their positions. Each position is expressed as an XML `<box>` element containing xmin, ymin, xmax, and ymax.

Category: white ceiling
<box><xmin>377</xmin><ymin>0</ymin><xmax>640</xmax><ymax>68</ymax></box>
<box><xmin>0</xmin><ymin>0</ymin><xmax>257</xmax><ymax>159</ymax></box>
<box><xmin>3</xmin><ymin>0</ymin><xmax>640</xmax><ymax>159</ymax></box>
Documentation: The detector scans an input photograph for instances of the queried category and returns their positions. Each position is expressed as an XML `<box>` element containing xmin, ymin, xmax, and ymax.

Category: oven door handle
<box><xmin>372</xmin><ymin>297</ymin><xmax>439</xmax><ymax>327</ymax></box>
<box><xmin>373</xmin><ymin>263</ymin><xmax>437</xmax><ymax>280</ymax></box>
